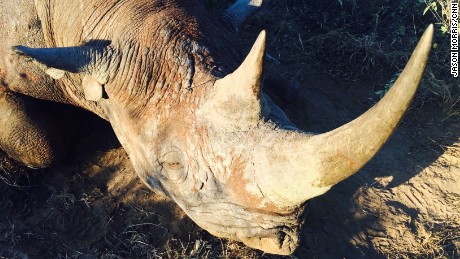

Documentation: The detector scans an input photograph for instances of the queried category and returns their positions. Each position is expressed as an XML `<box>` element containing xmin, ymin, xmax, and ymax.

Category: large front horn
<box><xmin>254</xmin><ymin>25</ymin><xmax>434</xmax><ymax>209</ymax></box>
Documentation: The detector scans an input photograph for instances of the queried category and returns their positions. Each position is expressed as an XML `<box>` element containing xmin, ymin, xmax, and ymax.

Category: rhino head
<box><xmin>13</xmin><ymin>8</ymin><xmax>434</xmax><ymax>254</ymax></box>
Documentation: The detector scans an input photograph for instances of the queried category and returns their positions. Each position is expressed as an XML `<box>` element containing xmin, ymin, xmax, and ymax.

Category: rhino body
<box><xmin>0</xmin><ymin>0</ymin><xmax>433</xmax><ymax>255</ymax></box>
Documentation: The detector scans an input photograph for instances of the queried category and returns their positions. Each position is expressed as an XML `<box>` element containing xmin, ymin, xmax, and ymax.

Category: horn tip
<box><xmin>245</xmin><ymin>30</ymin><xmax>266</xmax><ymax>63</ymax></box>
<box><xmin>427</xmin><ymin>23</ymin><xmax>434</xmax><ymax>31</ymax></box>
<box><xmin>425</xmin><ymin>24</ymin><xmax>434</xmax><ymax>38</ymax></box>
<box><xmin>419</xmin><ymin>24</ymin><xmax>435</xmax><ymax>51</ymax></box>
<box><xmin>256</xmin><ymin>30</ymin><xmax>267</xmax><ymax>45</ymax></box>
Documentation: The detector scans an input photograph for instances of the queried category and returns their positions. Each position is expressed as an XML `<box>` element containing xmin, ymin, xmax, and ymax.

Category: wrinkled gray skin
<box><xmin>0</xmin><ymin>0</ymin><xmax>432</xmax><ymax>255</ymax></box>
<box><xmin>0</xmin><ymin>0</ymin><xmax>299</xmax><ymax>254</ymax></box>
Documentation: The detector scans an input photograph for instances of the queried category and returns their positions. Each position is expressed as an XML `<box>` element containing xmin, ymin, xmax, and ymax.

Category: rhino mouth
<box><xmin>186</xmin><ymin>203</ymin><xmax>303</xmax><ymax>255</ymax></box>
<box><xmin>239</xmin><ymin>228</ymin><xmax>299</xmax><ymax>256</ymax></box>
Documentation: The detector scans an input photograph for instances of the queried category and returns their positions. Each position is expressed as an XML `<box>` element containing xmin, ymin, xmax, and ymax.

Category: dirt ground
<box><xmin>1</xmin><ymin>1</ymin><xmax>459</xmax><ymax>258</ymax></box>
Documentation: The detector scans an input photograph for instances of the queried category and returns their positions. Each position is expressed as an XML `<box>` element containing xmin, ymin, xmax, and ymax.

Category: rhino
<box><xmin>0</xmin><ymin>0</ymin><xmax>433</xmax><ymax>255</ymax></box>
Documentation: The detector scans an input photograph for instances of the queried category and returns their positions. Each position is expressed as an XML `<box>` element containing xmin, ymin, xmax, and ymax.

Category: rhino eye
<box><xmin>159</xmin><ymin>148</ymin><xmax>187</xmax><ymax>183</ymax></box>
<box><xmin>164</xmin><ymin>161</ymin><xmax>182</xmax><ymax>170</ymax></box>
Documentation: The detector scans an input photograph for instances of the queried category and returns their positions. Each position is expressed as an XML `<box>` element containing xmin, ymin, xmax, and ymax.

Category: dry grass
<box><xmin>251</xmin><ymin>0</ymin><xmax>459</xmax><ymax>116</ymax></box>
<box><xmin>0</xmin><ymin>151</ymin><xmax>34</xmax><ymax>188</ymax></box>
<box><xmin>381</xmin><ymin>219</ymin><xmax>460</xmax><ymax>259</ymax></box>
<box><xmin>306</xmin><ymin>30</ymin><xmax>388</xmax><ymax>81</ymax></box>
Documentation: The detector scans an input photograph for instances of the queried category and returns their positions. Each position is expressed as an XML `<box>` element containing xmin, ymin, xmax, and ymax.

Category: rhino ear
<box><xmin>13</xmin><ymin>45</ymin><xmax>103</xmax><ymax>73</ymax></box>
<box><xmin>199</xmin><ymin>31</ymin><xmax>266</xmax><ymax>130</ymax></box>
<box><xmin>222</xmin><ymin>0</ymin><xmax>263</xmax><ymax>30</ymax></box>
<box><xmin>13</xmin><ymin>45</ymin><xmax>114</xmax><ymax>101</ymax></box>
